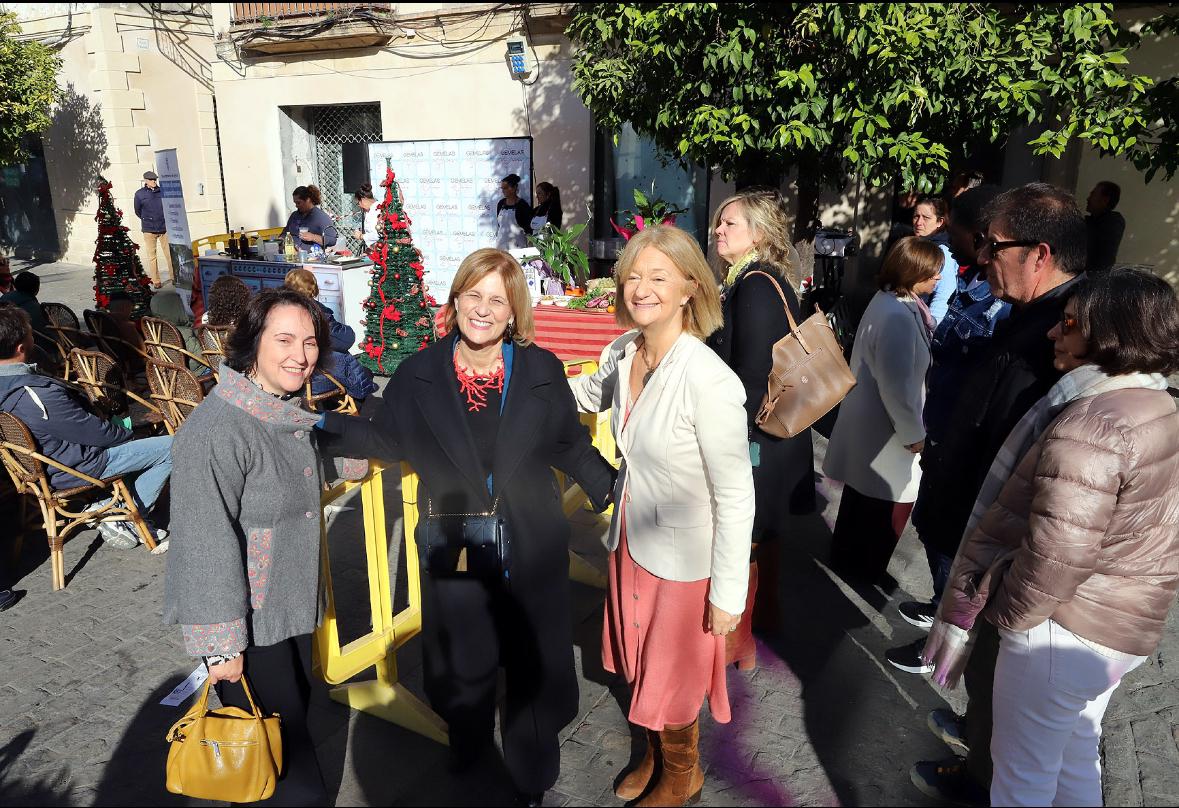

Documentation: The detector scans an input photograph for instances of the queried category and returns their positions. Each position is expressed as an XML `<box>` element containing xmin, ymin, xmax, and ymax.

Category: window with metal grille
<box><xmin>309</xmin><ymin>103</ymin><xmax>382</xmax><ymax>255</ymax></box>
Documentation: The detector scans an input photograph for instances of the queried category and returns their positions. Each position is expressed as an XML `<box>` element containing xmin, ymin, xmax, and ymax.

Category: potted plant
<box><xmin>526</xmin><ymin>222</ymin><xmax>590</xmax><ymax>294</ymax></box>
<box><xmin>610</xmin><ymin>185</ymin><xmax>689</xmax><ymax>240</ymax></box>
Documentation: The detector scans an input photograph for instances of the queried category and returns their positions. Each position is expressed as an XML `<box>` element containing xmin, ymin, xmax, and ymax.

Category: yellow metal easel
<box><xmin>314</xmin><ymin>461</ymin><xmax>449</xmax><ymax>745</ymax></box>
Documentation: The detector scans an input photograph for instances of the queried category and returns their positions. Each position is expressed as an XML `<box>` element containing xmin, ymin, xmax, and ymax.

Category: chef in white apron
<box><xmin>495</xmin><ymin>173</ymin><xmax>533</xmax><ymax>250</ymax></box>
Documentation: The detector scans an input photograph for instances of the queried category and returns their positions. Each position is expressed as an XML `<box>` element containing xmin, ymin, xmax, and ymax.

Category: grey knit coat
<box><xmin>162</xmin><ymin>365</ymin><xmax>366</xmax><ymax>655</ymax></box>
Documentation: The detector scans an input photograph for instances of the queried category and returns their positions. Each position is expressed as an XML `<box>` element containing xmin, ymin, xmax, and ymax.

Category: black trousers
<box><xmin>964</xmin><ymin>620</ymin><xmax>1000</xmax><ymax>787</ymax></box>
<box><xmin>420</xmin><ymin>570</ymin><xmax>577</xmax><ymax>795</ymax></box>
<box><xmin>215</xmin><ymin>634</ymin><xmax>328</xmax><ymax>807</ymax></box>
<box><xmin>829</xmin><ymin>484</ymin><xmax>915</xmax><ymax>584</ymax></box>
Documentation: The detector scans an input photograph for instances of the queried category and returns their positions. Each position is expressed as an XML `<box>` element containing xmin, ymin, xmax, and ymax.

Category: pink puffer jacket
<box><xmin>944</xmin><ymin>387</ymin><xmax>1179</xmax><ymax>656</ymax></box>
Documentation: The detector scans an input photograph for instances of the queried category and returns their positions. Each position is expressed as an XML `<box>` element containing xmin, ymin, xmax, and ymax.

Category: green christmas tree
<box><xmin>92</xmin><ymin>175</ymin><xmax>154</xmax><ymax>316</ymax></box>
<box><xmin>358</xmin><ymin>161</ymin><xmax>436</xmax><ymax>375</ymax></box>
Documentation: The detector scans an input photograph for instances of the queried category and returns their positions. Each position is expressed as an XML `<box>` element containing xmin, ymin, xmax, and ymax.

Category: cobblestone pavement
<box><xmin>1</xmin><ymin>259</ymin><xmax>1177</xmax><ymax>806</ymax></box>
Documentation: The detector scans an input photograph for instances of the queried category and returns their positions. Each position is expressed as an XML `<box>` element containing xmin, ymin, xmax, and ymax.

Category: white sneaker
<box><xmin>98</xmin><ymin>521</ymin><xmax>140</xmax><ymax>550</ymax></box>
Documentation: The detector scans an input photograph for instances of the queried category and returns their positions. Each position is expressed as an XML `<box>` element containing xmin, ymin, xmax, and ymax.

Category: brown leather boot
<box><xmin>725</xmin><ymin>560</ymin><xmax>758</xmax><ymax>670</ymax></box>
<box><xmin>615</xmin><ymin>728</ymin><xmax>658</xmax><ymax>800</ymax></box>
<box><xmin>636</xmin><ymin>719</ymin><xmax>704</xmax><ymax>807</ymax></box>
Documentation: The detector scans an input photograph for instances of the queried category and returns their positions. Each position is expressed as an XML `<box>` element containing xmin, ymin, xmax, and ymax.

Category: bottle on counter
<box><xmin>283</xmin><ymin>231</ymin><xmax>297</xmax><ymax>263</ymax></box>
<box><xmin>227</xmin><ymin>230</ymin><xmax>239</xmax><ymax>259</ymax></box>
<box><xmin>238</xmin><ymin>228</ymin><xmax>250</xmax><ymax>258</ymax></box>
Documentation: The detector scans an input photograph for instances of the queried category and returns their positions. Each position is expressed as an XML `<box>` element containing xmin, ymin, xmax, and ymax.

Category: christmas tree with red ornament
<box><xmin>92</xmin><ymin>175</ymin><xmax>154</xmax><ymax>316</ymax></box>
<box><xmin>358</xmin><ymin>160</ymin><xmax>437</xmax><ymax>375</ymax></box>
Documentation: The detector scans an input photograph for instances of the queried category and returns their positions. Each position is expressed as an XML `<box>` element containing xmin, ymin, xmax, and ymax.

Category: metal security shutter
<box><xmin>309</xmin><ymin>103</ymin><xmax>381</xmax><ymax>254</ymax></box>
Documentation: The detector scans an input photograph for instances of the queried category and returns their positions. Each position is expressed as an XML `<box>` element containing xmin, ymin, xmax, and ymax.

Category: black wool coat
<box><xmin>707</xmin><ymin>263</ymin><xmax>817</xmax><ymax>535</ymax></box>
<box><xmin>318</xmin><ymin>338</ymin><xmax>616</xmax><ymax>739</ymax></box>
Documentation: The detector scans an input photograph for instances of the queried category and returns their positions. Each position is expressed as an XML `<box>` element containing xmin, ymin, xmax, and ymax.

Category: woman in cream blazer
<box><xmin>571</xmin><ymin>225</ymin><xmax>754</xmax><ymax>807</ymax></box>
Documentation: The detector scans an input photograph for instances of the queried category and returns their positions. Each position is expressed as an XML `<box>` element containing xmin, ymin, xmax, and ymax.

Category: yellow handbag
<box><xmin>165</xmin><ymin>674</ymin><xmax>283</xmax><ymax>803</ymax></box>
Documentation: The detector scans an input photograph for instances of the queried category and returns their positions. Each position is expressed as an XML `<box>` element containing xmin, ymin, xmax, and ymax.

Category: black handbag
<box><xmin>421</xmin><ymin>496</ymin><xmax>511</xmax><ymax>578</ymax></box>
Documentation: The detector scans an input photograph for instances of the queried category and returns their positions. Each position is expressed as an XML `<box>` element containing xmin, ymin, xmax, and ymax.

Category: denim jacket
<box><xmin>923</xmin><ymin>268</ymin><xmax>1011</xmax><ymax>443</ymax></box>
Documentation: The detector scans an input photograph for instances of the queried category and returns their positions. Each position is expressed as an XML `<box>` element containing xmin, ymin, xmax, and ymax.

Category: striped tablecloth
<box><xmin>532</xmin><ymin>305</ymin><xmax>628</xmax><ymax>365</ymax></box>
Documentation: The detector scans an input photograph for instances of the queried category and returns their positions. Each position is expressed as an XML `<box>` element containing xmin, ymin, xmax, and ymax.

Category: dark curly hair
<box><xmin>206</xmin><ymin>275</ymin><xmax>252</xmax><ymax>328</ymax></box>
<box><xmin>225</xmin><ymin>288</ymin><xmax>330</xmax><ymax>375</ymax></box>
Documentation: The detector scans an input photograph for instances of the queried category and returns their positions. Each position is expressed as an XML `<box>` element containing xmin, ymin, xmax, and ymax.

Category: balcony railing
<box><xmin>228</xmin><ymin>3</ymin><xmax>394</xmax><ymax>55</ymax></box>
<box><xmin>231</xmin><ymin>3</ymin><xmax>390</xmax><ymax>25</ymax></box>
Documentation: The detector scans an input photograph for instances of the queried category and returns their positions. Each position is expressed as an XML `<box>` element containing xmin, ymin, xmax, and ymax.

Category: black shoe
<box><xmin>885</xmin><ymin>637</ymin><xmax>934</xmax><ymax>674</ymax></box>
<box><xmin>0</xmin><ymin>589</ymin><xmax>16</xmax><ymax>611</ymax></box>
<box><xmin>927</xmin><ymin>708</ymin><xmax>969</xmax><ymax>755</ymax></box>
<box><xmin>514</xmin><ymin>791</ymin><xmax>544</xmax><ymax>807</ymax></box>
<box><xmin>898</xmin><ymin>600</ymin><xmax>937</xmax><ymax>630</ymax></box>
<box><xmin>910</xmin><ymin>757</ymin><xmax>988</xmax><ymax>807</ymax></box>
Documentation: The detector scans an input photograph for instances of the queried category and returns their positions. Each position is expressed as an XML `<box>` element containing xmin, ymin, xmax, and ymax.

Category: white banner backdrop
<box><xmin>367</xmin><ymin>137</ymin><xmax>532</xmax><ymax>299</ymax></box>
<box><xmin>153</xmin><ymin>148</ymin><xmax>196</xmax><ymax>296</ymax></box>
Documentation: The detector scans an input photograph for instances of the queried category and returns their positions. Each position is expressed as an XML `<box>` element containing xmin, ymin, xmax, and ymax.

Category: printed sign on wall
<box><xmin>367</xmin><ymin>137</ymin><xmax>533</xmax><ymax>299</ymax></box>
<box><xmin>153</xmin><ymin>148</ymin><xmax>196</xmax><ymax>294</ymax></box>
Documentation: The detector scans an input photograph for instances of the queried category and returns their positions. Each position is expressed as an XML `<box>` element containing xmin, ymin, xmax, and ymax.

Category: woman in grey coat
<box><xmin>164</xmin><ymin>289</ymin><xmax>363</xmax><ymax>806</ymax></box>
<box><xmin>822</xmin><ymin>237</ymin><xmax>942</xmax><ymax>587</ymax></box>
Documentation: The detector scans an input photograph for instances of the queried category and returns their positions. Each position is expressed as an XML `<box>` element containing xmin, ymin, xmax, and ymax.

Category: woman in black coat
<box><xmin>317</xmin><ymin>248</ymin><xmax>615</xmax><ymax>806</ymax></box>
<box><xmin>706</xmin><ymin>189</ymin><xmax>817</xmax><ymax>665</ymax></box>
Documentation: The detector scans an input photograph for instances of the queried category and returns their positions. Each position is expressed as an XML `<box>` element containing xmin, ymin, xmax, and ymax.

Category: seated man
<box><xmin>0</xmin><ymin>306</ymin><xmax>171</xmax><ymax>550</ymax></box>
<box><xmin>0</xmin><ymin>271</ymin><xmax>56</xmax><ymax>359</ymax></box>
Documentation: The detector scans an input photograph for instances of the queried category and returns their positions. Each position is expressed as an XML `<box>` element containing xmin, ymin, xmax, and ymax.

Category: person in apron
<box><xmin>495</xmin><ymin>173</ymin><xmax>533</xmax><ymax>250</ymax></box>
<box><xmin>531</xmin><ymin>182</ymin><xmax>563</xmax><ymax>233</ymax></box>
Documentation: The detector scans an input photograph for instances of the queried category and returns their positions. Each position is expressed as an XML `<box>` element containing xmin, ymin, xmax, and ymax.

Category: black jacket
<box><xmin>915</xmin><ymin>273</ymin><xmax>1085</xmax><ymax>557</ymax></box>
<box><xmin>133</xmin><ymin>186</ymin><xmax>166</xmax><ymax>233</ymax></box>
<box><xmin>706</xmin><ymin>263</ymin><xmax>816</xmax><ymax>527</ymax></box>
<box><xmin>0</xmin><ymin>366</ymin><xmax>131</xmax><ymax>489</ymax></box>
<box><xmin>319</xmin><ymin>338</ymin><xmax>616</xmax><ymax>573</ymax></box>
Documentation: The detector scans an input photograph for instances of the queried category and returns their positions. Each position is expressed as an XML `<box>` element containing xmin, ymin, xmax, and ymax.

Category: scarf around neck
<box><xmin>724</xmin><ymin>250</ymin><xmax>759</xmax><ymax>288</ymax></box>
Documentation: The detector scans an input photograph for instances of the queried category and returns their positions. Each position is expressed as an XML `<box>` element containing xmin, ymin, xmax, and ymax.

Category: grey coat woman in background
<box><xmin>822</xmin><ymin>237</ymin><xmax>942</xmax><ymax>588</ymax></box>
<box><xmin>164</xmin><ymin>289</ymin><xmax>364</xmax><ymax>806</ymax></box>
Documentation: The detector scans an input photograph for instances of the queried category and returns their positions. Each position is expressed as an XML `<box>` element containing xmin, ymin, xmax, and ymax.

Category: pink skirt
<box><xmin>602</xmin><ymin>512</ymin><xmax>731</xmax><ymax>730</ymax></box>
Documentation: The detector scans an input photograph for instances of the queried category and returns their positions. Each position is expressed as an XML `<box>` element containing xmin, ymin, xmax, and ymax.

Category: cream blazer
<box><xmin>570</xmin><ymin>330</ymin><xmax>755</xmax><ymax>615</ymax></box>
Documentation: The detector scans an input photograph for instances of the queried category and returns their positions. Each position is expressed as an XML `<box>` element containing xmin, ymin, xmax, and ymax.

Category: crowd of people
<box><xmin>0</xmin><ymin>176</ymin><xmax>1176</xmax><ymax>808</ymax></box>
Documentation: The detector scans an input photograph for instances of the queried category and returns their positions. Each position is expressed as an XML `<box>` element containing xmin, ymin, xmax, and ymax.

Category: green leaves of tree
<box><xmin>0</xmin><ymin>13</ymin><xmax>62</xmax><ymax>166</ymax></box>
<box><xmin>568</xmin><ymin>3</ymin><xmax>1176</xmax><ymax>196</ymax></box>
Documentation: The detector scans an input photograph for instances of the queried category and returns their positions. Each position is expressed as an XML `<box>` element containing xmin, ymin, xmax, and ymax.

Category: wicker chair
<box><xmin>68</xmin><ymin>348</ymin><xmax>166</xmax><ymax>433</ymax></box>
<box><xmin>304</xmin><ymin>370</ymin><xmax>360</xmax><ymax>416</ymax></box>
<box><xmin>141</xmin><ymin>316</ymin><xmax>216</xmax><ymax>393</ymax></box>
<box><xmin>40</xmin><ymin>303</ymin><xmax>91</xmax><ymax>379</ymax></box>
<box><xmin>83</xmin><ymin>309</ymin><xmax>150</xmax><ymax>379</ymax></box>
<box><xmin>145</xmin><ymin>358</ymin><xmax>206</xmax><ymax>434</ymax></box>
<box><xmin>0</xmin><ymin>411</ymin><xmax>158</xmax><ymax>590</ymax></box>
<box><xmin>194</xmin><ymin>324</ymin><xmax>231</xmax><ymax>378</ymax></box>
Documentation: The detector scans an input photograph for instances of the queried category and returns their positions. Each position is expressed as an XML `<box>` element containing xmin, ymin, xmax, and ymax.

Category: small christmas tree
<box><xmin>358</xmin><ymin>161</ymin><xmax>437</xmax><ymax>375</ymax></box>
<box><xmin>93</xmin><ymin>175</ymin><xmax>154</xmax><ymax>316</ymax></box>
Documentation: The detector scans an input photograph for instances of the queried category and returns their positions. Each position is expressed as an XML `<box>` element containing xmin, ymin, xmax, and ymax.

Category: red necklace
<box><xmin>454</xmin><ymin>352</ymin><xmax>504</xmax><ymax>412</ymax></box>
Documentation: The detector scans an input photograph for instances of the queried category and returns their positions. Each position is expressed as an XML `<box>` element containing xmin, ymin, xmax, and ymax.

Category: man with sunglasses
<box><xmin>905</xmin><ymin>182</ymin><xmax>1087</xmax><ymax>806</ymax></box>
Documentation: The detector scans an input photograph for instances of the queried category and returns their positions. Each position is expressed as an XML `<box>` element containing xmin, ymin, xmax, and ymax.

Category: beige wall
<box><xmin>13</xmin><ymin>5</ymin><xmax>224</xmax><ymax>264</ymax></box>
<box><xmin>1073</xmin><ymin>5</ymin><xmax>1179</xmax><ymax>288</ymax></box>
<box><xmin>209</xmin><ymin>5</ymin><xmax>593</xmax><ymax>242</ymax></box>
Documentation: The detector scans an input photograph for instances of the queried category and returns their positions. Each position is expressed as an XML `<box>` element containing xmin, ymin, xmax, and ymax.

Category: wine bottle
<box><xmin>227</xmin><ymin>230</ymin><xmax>239</xmax><ymax>259</ymax></box>
<box><xmin>238</xmin><ymin>228</ymin><xmax>250</xmax><ymax>258</ymax></box>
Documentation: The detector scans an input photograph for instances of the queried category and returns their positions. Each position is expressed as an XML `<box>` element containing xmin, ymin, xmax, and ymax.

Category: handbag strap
<box><xmin>744</xmin><ymin>270</ymin><xmax>813</xmax><ymax>354</ymax></box>
<box><xmin>237</xmin><ymin>673</ymin><xmax>264</xmax><ymax>718</ymax></box>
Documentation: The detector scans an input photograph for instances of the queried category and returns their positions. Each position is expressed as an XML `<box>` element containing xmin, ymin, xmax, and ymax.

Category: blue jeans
<box><xmin>97</xmin><ymin>436</ymin><xmax>173</xmax><ymax>516</ymax></box>
<box><xmin>923</xmin><ymin>537</ymin><xmax>954</xmax><ymax>605</ymax></box>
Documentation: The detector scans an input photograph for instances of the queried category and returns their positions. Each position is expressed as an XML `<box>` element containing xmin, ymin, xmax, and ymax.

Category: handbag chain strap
<box><xmin>744</xmin><ymin>270</ymin><xmax>814</xmax><ymax>355</ymax></box>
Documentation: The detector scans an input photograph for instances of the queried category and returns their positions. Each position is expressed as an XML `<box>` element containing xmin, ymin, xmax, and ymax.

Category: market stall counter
<box><xmin>194</xmin><ymin>254</ymin><xmax>372</xmax><ymax>352</ymax></box>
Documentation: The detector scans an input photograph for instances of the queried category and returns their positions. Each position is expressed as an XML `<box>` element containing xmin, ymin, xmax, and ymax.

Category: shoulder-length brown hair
<box><xmin>1071</xmin><ymin>267</ymin><xmax>1179</xmax><ymax>375</ymax></box>
<box><xmin>710</xmin><ymin>188</ymin><xmax>799</xmax><ymax>285</ymax></box>
<box><xmin>226</xmin><ymin>288</ymin><xmax>331</xmax><ymax>375</ymax></box>
<box><xmin>442</xmin><ymin>248</ymin><xmax>535</xmax><ymax>346</ymax></box>
<box><xmin>613</xmin><ymin>225</ymin><xmax>723</xmax><ymax>339</ymax></box>
<box><xmin>878</xmin><ymin>237</ymin><xmax>944</xmax><ymax>296</ymax></box>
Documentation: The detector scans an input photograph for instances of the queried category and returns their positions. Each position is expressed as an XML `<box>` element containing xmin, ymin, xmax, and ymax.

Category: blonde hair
<box><xmin>710</xmin><ymin>189</ymin><xmax>799</xmax><ymax>285</ymax></box>
<box><xmin>613</xmin><ymin>225</ymin><xmax>724</xmax><ymax>339</ymax></box>
<box><xmin>443</xmin><ymin>248</ymin><xmax>535</xmax><ymax>346</ymax></box>
<box><xmin>283</xmin><ymin>268</ymin><xmax>319</xmax><ymax>299</ymax></box>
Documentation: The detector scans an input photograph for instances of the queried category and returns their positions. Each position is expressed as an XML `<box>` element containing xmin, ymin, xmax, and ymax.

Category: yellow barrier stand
<box><xmin>314</xmin><ymin>460</ymin><xmax>449</xmax><ymax>745</ymax></box>
<box><xmin>562</xmin><ymin>359</ymin><xmax>617</xmax><ymax>590</ymax></box>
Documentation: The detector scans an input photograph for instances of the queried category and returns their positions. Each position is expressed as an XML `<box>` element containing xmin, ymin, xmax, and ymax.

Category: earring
<box><xmin>505</xmin><ymin>320</ymin><xmax>515</xmax><ymax>340</ymax></box>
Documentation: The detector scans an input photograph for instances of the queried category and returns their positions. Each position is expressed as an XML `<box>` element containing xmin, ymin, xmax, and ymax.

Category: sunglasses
<box><xmin>1059</xmin><ymin>312</ymin><xmax>1080</xmax><ymax>334</ymax></box>
<box><xmin>975</xmin><ymin>237</ymin><xmax>1048</xmax><ymax>256</ymax></box>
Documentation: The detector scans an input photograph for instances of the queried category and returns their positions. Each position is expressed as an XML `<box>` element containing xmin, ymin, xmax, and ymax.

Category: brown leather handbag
<box><xmin>745</xmin><ymin>271</ymin><xmax>856</xmax><ymax>438</ymax></box>
<box><xmin>165</xmin><ymin>674</ymin><xmax>283</xmax><ymax>803</ymax></box>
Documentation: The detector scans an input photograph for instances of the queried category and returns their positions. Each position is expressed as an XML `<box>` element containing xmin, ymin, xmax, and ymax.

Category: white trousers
<box><xmin>990</xmin><ymin>619</ymin><xmax>1146</xmax><ymax>807</ymax></box>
